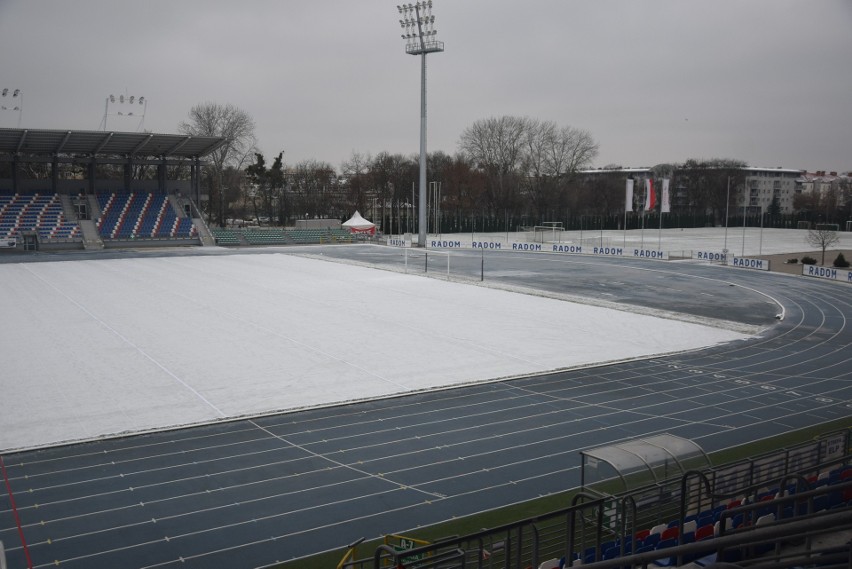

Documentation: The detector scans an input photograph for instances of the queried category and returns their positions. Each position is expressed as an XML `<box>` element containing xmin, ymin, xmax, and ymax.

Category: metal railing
<box><xmin>353</xmin><ymin>503</ymin><xmax>851</xmax><ymax>569</ymax></box>
<box><xmin>336</xmin><ymin>431</ymin><xmax>850</xmax><ymax>569</ymax></box>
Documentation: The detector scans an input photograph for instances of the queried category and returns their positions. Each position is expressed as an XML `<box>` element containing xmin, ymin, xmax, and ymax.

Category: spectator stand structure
<box><xmin>344</xmin><ymin>430</ymin><xmax>851</xmax><ymax>569</ymax></box>
<box><xmin>209</xmin><ymin>227</ymin><xmax>355</xmax><ymax>246</ymax></box>
<box><xmin>0</xmin><ymin>128</ymin><xmax>224</xmax><ymax>251</ymax></box>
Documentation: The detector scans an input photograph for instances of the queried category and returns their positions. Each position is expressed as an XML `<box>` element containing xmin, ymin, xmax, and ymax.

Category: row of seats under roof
<box><xmin>0</xmin><ymin>192</ymin><xmax>82</xmax><ymax>241</ymax></box>
<box><xmin>96</xmin><ymin>191</ymin><xmax>196</xmax><ymax>239</ymax></box>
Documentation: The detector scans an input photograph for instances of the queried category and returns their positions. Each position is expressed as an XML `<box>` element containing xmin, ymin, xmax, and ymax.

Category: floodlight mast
<box><xmin>397</xmin><ymin>1</ymin><xmax>444</xmax><ymax>247</ymax></box>
<box><xmin>101</xmin><ymin>93</ymin><xmax>148</xmax><ymax>131</ymax></box>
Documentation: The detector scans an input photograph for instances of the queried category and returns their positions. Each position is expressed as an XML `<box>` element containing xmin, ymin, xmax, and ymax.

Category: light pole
<box><xmin>397</xmin><ymin>1</ymin><xmax>444</xmax><ymax>247</ymax></box>
<box><xmin>100</xmin><ymin>93</ymin><xmax>147</xmax><ymax>131</ymax></box>
<box><xmin>0</xmin><ymin>88</ymin><xmax>23</xmax><ymax>127</ymax></box>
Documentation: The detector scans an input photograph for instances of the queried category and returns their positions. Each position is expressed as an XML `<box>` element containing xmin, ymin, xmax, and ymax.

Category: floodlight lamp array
<box><xmin>0</xmin><ymin>88</ymin><xmax>22</xmax><ymax>112</ymax></box>
<box><xmin>108</xmin><ymin>94</ymin><xmax>146</xmax><ymax>106</ymax></box>
<box><xmin>396</xmin><ymin>1</ymin><xmax>442</xmax><ymax>54</ymax></box>
<box><xmin>102</xmin><ymin>93</ymin><xmax>147</xmax><ymax>131</ymax></box>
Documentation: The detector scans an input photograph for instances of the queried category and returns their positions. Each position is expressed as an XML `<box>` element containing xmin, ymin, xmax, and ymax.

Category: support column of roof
<box><xmin>158</xmin><ymin>156</ymin><xmax>167</xmax><ymax>192</ymax></box>
<box><xmin>51</xmin><ymin>131</ymin><xmax>72</xmax><ymax>193</ymax></box>
<box><xmin>192</xmin><ymin>157</ymin><xmax>199</xmax><ymax>210</ymax></box>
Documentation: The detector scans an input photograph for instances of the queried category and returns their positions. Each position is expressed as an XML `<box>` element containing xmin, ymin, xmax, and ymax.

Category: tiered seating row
<box><xmin>285</xmin><ymin>228</ymin><xmax>351</xmax><ymax>244</ymax></box>
<box><xmin>243</xmin><ymin>229</ymin><xmax>287</xmax><ymax>245</ymax></box>
<box><xmin>210</xmin><ymin>228</ymin><xmax>353</xmax><ymax>246</ymax></box>
<box><xmin>96</xmin><ymin>192</ymin><xmax>196</xmax><ymax>239</ymax></box>
<box><xmin>173</xmin><ymin>217</ymin><xmax>197</xmax><ymax>238</ymax></box>
<box><xmin>211</xmin><ymin>227</ymin><xmax>241</xmax><ymax>245</ymax></box>
<box><xmin>286</xmin><ymin>229</ymin><xmax>324</xmax><ymax>243</ymax></box>
<box><xmin>0</xmin><ymin>192</ymin><xmax>81</xmax><ymax>242</ymax></box>
<box><xmin>569</xmin><ymin>465</ymin><xmax>852</xmax><ymax>567</ymax></box>
<box><xmin>328</xmin><ymin>228</ymin><xmax>353</xmax><ymax>241</ymax></box>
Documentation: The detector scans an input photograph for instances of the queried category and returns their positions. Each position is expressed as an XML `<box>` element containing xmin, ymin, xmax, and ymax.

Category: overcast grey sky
<box><xmin>1</xmin><ymin>0</ymin><xmax>850</xmax><ymax>172</ymax></box>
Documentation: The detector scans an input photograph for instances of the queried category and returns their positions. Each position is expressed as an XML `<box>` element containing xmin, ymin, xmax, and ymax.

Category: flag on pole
<box><xmin>625</xmin><ymin>179</ymin><xmax>634</xmax><ymax>212</ymax></box>
<box><xmin>645</xmin><ymin>179</ymin><xmax>656</xmax><ymax>211</ymax></box>
<box><xmin>661</xmin><ymin>178</ymin><xmax>671</xmax><ymax>213</ymax></box>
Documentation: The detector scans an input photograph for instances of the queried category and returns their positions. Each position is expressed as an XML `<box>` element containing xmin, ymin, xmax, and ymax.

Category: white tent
<box><xmin>342</xmin><ymin>211</ymin><xmax>376</xmax><ymax>235</ymax></box>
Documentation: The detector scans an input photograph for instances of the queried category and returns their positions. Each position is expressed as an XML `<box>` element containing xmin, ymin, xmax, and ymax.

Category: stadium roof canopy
<box><xmin>0</xmin><ymin>128</ymin><xmax>226</xmax><ymax>159</ymax></box>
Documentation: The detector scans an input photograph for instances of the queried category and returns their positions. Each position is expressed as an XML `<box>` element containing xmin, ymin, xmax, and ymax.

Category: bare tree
<box><xmin>521</xmin><ymin>119</ymin><xmax>555</xmax><ymax>217</ymax></box>
<box><xmin>290</xmin><ymin>160</ymin><xmax>337</xmax><ymax>220</ymax></box>
<box><xmin>839</xmin><ymin>177</ymin><xmax>852</xmax><ymax>221</ymax></box>
<box><xmin>459</xmin><ymin>116</ymin><xmax>528</xmax><ymax>213</ymax></box>
<box><xmin>460</xmin><ymin>116</ymin><xmax>599</xmax><ymax>221</ymax></box>
<box><xmin>806</xmin><ymin>225</ymin><xmax>840</xmax><ymax>264</ymax></box>
<box><xmin>178</xmin><ymin>102</ymin><xmax>256</xmax><ymax>226</ymax></box>
<box><xmin>577</xmin><ymin>169</ymin><xmax>628</xmax><ymax>216</ymax></box>
<box><xmin>370</xmin><ymin>152</ymin><xmax>416</xmax><ymax>234</ymax></box>
<box><xmin>676</xmin><ymin>158</ymin><xmax>747</xmax><ymax>223</ymax></box>
<box><xmin>522</xmin><ymin>119</ymin><xmax>599</xmax><ymax>217</ymax></box>
<box><xmin>796</xmin><ymin>177</ymin><xmax>847</xmax><ymax>223</ymax></box>
<box><xmin>548</xmin><ymin>125</ymin><xmax>599</xmax><ymax>176</ymax></box>
<box><xmin>340</xmin><ymin>151</ymin><xmax>372</xmax><ymax>217</ymax></box>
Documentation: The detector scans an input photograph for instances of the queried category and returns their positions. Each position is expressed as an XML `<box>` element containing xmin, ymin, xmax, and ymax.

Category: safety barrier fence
<box><xmin>343</xmin><ymin>481</ymin><xmax>850</xmax><ymax>569</ymax></box>
<box><xmin>336</xmin><ymin>431</ymin><xmax>849</xmax><ymax>569</ymax></box>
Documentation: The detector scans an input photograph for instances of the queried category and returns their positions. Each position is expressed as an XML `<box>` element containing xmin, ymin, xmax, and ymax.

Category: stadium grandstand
<box><xmin>0</xmin><ymin>128</ymin><xmax>365</xmax><ymax>251</ymax></box>
<box><xmin>0</xmin><ymin>127</ymin><xmax>223</xmax><ymax>251</ymax></box>
<box><xmin>341</xmin><ymin>430</ymin><xmax>851</xmax><ymax>569</ymax></box>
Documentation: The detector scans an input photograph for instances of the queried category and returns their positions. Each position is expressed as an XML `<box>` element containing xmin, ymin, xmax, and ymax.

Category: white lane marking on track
<box><xmin>247</xmin><ymin>419</ymin><xmax>445</xmax><ymax>500</ymax></box>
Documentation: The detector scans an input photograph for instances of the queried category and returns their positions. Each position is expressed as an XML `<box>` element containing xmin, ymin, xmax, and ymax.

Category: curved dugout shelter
<box><xmin>580</xmin><ymin>433</ymin><xmax>711</xmax><ymax>495</ymax></box>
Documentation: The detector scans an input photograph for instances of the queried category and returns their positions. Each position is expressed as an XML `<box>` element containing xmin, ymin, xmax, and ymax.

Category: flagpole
<box><xmin>641</xmin><ymin>177</ymin><xmax>650</xmax><ymax>249</ymax></box>
<box><xmin>724</xmin><ymin>176</ymin><xmax>730</xmax><ymax>254</ymax></box>
<box><xmin>658</xmin><ymin>177</ymin><xmax>669</xmax><ymax>251</ymax></box>
<box><xmin>624</xmin><ymin>177</ymin><xmax>633</xmax><ymax>248</ymax></box>
<box><xmin>742</xmin><ymin>189</ymin><xmax>747</xmax><ymax>257</ymax></box>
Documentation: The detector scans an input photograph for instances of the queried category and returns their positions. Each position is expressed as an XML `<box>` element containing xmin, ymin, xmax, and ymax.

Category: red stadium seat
<box><xmin>695</xmin><ymin>524</ymin><xmax>714</xmax><ymax>541</ymax></box>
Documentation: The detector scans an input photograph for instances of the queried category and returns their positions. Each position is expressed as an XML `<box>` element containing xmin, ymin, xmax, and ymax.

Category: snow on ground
<box><xmin>1</xmin><ymin>251</ymin><xmax>750</xmax><ymax>451</ymax></box>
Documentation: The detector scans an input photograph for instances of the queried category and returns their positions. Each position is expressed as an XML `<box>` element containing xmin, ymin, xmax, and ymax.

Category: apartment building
<box><xmin>738</xmin><ymin>167</ymin><xmax>803</xmax><ymax>214</ymax></box>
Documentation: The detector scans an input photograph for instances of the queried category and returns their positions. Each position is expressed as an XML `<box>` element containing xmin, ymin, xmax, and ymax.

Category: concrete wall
<box><xmin>295</xmin><ymin>218</ymin><xmax>341</xmax><ymax>229</ymax></box>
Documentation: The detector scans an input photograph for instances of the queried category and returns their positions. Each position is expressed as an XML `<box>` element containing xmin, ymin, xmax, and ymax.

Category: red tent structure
<box><xmin>342</xmin><ymin>211</ymin><xmax>376</xmax><ymax>235</ymax></box>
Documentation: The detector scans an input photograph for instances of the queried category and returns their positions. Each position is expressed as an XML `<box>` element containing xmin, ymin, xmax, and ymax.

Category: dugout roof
<box><xmin>0</xmin><ymin>128</ymin><xmax>226</xmax><ymax>159</ymax></box>
<box><xmin>580</xmin><ymin>434</ymin><xmax>711</xmax><ymax>494</ymax></box>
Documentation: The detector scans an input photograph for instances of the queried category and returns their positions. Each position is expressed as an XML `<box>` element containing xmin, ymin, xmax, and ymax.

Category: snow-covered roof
<box><xmin>741</xmin><ymin>166</ymin><xmax>804</xmax><ymax>175</ymax></box>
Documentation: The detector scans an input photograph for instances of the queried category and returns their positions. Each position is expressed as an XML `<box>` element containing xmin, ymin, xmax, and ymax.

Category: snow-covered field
<box><xmin>0</xmin><ymin>251</ymin><xmax>751</xmax><ymax>451</ymax></box>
